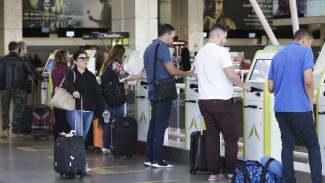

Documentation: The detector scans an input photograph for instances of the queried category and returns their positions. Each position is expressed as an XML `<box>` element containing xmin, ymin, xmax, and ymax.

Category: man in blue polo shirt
<box><xmin>143</xmin><ymin>24</ymin><xmax>194</xmax><ymax>168</ymax></box>
<box><xmin>268</xmin><ymin>29</ymin><xmax>322</xmax><ymax>183</ymax></box>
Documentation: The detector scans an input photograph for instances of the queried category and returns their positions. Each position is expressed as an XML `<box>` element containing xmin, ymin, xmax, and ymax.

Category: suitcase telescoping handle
<box><xmin>199</xmin><ymin>115</ymin><xmax>203</xmax><ymax>136</ymax></box>
<box><xmin>72</xmin><ymin>96</ymin><xmax>83</xmax><ymax>136</ymax></box>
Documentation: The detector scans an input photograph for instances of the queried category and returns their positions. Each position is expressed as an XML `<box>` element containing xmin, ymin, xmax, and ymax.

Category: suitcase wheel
<box><xmin>60</xmin><ymin>173</ymin><xmax>63</xmax><ymax>178</ymax></box>
<box><xmin>126</xmin><ymin>155</ymin><xmax>132</xmax><ymax>159</ymax></box>
<box><xmin>189</xmin><ymin>168</ymin><xmax>193</xmax><ymax>174</ymax></box>
<box><xmin>114</xmin><ymin>154</ymin><xmax>121</xmax><ymax>159</ymax></box>
<box><xmin>192</xmin><ymin>168</ymin><xmax>197</xmax><ymax>175</ymax></box>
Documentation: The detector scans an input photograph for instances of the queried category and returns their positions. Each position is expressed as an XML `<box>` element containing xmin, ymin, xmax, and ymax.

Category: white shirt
<box><xmin>194</xmin><ymin>43</ymin><xmax>234</xmax><ymax>100</ymax></box>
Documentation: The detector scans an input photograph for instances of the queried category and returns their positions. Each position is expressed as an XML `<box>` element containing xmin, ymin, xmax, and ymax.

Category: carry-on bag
<box><xmin>189</xmin><ymin>116</ymin><xmax>208</xmax><ymax>175</ymax></box>
<box><xmin>31</xmin><ymin>104</ymin><xmax>53</xmax><ymax>139</ymax></box>
<box><xmin>54</xmin><ymin>98</ymin><xmax>86</xmax><ymax>179</ymax></box>
<box><xmin>93</xmin><ymin>117</ymin><xmax>104</xmax><ymax>149</ymax></box>
<box><xmin>110</xmin><ymin>103</ymin><xmax>137</xmax><ymax>158</ymax></box>
<box><xmin>21</xmin><ymin>78</ymin><xmax>35</xmax><ymax>134</ymax></box>
<box><xmin>232</xmin><ymin>159</ymin><xmax>283</xmax><ymax>183</ymax></box>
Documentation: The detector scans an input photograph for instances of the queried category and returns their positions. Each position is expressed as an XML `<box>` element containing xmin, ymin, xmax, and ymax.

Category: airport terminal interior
<box><xmin>1</xmin><ymin>0</ymin><xmax>325</xmax><ymax>182</ymax></box>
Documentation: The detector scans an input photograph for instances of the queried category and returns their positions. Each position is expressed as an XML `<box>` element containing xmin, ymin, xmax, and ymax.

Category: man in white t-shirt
<box><xmin>194</xmin><ymin>24</ymin><xmax>250</xmax><ymax>182</ymax></box>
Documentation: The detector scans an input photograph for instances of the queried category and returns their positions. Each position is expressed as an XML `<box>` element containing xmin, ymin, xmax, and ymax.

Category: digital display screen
<box><xmin>44</xmin><ymin>59</ymin><xmax>54</xmax><ymax>73</ymax></box>
<box><xmin>249</xmin><ymin>59</ymin><xmax>272</xmax><ymax>82</ymax></box>
<box><xmin>66</xmin><ymin>31</ymin><xmax>75</xmax><ymax>37</ymax></box>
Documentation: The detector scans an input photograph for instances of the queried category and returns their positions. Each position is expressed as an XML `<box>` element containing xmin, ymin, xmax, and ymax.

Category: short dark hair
<box><xmin>8</xmin><ymin>41</ymin><xmax>18</xmax><ymax>51</ymax></box>
<box><xmin>210</xmin><ymin>24</ymin><xmax>229</xmax><ymax>33</ymax></box>
<box><xmin>158</xmin><ymin>24</ymin><xmax>175</xmax><ymax>37</ymax></box>
<box><xmin>293</xmin><ymin>29</ymin><xmax>313</xmax><ymax>41</ymax></box>
<box><xmin>73</xmin><ymin>50</ymin><xmax>87</xmax><ymax>61</ymax></box>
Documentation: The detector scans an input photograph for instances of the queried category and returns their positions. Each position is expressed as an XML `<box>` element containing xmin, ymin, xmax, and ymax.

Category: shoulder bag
<box><xmin>152</xmin><ymin>44</ymin><xmax>177</xmax><ymax>101</ymax></box>
<box><xmin>50</xmin><ymin>70</ymin><xmax>75</xmax><ymax>110</ymax></box>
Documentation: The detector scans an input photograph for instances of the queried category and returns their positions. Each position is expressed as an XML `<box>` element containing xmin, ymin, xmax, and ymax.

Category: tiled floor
<box><xmin>0</xmin><ymin>135</ymin><xmax>323</xmax><ymax>183</ymax></box>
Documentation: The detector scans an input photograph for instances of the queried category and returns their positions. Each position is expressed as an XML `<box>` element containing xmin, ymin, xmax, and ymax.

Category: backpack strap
<box><xmin>260</xmin><ymin>158</ymin><xmax>275</xmax><ymax>183</ymax></box>
<box><xmin>239</xmin><ymin>163</ymin><xmax>251</xmax><ymax>183</ymax></box>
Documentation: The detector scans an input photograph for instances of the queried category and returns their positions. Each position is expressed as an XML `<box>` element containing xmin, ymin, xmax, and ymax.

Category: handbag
<box><xmin>50</xmin><ymin>71</ymin><xmax>75</xmax><ymax>110</ymax></box>
<box><xmin>152</xmin><ymin>44</ymin><xmax>177</xmax><ymax>101</ymax></box>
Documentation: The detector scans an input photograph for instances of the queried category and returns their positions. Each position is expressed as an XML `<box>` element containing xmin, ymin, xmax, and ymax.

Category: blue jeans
<box><xmin>275</xmin><ymin>112</ymin><xmax>322</xmax><ymax>183</ymax></box>
<box><xmin>66</xmin><ymin>110</ymin><xmax>94</xmax><ymax>141</ymax></box>
<box><xmin>103</xmin><ymin>104</ymin><xmax>124</xmax><ymax>149</ymax></box>
<box><xmin>146</xmin><ymin>100</ymin><xmax>173</xmax><ymax>163</ymax></box>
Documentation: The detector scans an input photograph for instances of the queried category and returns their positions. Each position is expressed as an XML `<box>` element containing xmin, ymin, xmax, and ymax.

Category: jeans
<box><xmin>66</xmin><ymin>110</ymin><xmax>94</xmax><ymax>141</ymax></box>
<box><xmin>146</xmin><ymin>100</ymin><xmax>173</xmax><ymax>163</ymax></box>
<box><xmin>275</xmin><ymin>112</ymin><xmax>322</xmax><ymax>183</ymax></box>
<box><xmin>103</xmin><ymin>104</ymin><xmax>124</xmax><ymax>149</ymax></box>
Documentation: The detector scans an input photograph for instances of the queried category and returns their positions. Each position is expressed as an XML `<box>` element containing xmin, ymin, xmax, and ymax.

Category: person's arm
<box><xmin>268</xmin><ymin>80</ymin><xmax>274</xmax><ymax>93</ymax></box>
<box><xmin>164</xmin><ymin>61</ymin><xmax>194</xmax><ymax>77</ymax></box>
<box><xmin>223</xmin><ymin>66</ymin><xmax>250</xmax><ymax>91</ymax></box>
<box><xmin>304</xmin><ymin>69</ymin><xmax>314</xmax><ymax>104</ymax></box>
<box><xmin>65</xmin><ymin>70</ymin><xmax>79</xmax><ymax>98</ymax></box>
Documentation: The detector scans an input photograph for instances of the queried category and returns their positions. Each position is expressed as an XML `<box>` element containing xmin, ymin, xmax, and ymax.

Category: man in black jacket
<box><xmin>0</xmin><ymin>41</ymin><xmax>32</xmax><ymax>139</ymax></box>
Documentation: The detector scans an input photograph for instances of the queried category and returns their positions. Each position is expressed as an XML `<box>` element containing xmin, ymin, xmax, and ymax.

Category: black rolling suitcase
<box><xmin>21</xmin><ymin>78</ymin><xmax>35</xmax><ymax>134</ymax></box>
<box><xmin>54</xmin><ymin>98</ymin><xmax>86</xmax><ymax>179</ymax></box>
<box><xmin>189</xmin><ymin>116</ymin><xmax>208</xmax><ymax>175</ymax></box>
<box><xmin>110</xmin><ymin>104</ymin><xmax>137</xmax><ymax>158</ymax></box>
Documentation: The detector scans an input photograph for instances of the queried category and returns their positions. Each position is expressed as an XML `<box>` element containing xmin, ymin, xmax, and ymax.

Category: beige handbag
<box><xmin>50</xmin><ymin>71</ymin><xmax>75</xmax><ymax>111</ymax></box>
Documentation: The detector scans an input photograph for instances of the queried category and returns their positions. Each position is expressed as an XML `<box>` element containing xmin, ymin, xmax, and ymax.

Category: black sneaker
<box><xmin>152</xmin><ymin>161</ymin><xmax>175</xmax><ymax>168</ymax></box>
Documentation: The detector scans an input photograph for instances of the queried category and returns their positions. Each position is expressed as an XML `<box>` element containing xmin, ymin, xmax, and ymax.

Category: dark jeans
<box><xmin>275</xmin><ymin>112</ymin><xmax>322</xmax><ymax>183</ymax></box>
<box><xmin>198</xmin><ymin>99</ymin><xmax>239</xmax><ymax>175</ymax></box>
<box><xmin>1</xmin><ymin>89</ymin><xmax>26</xmax><ymax>133</ymax></box>
<box><xmin>146</xmin><ymin>99</ymin><xmax>173</xmax><ymax>163</ymax></box>
<box><xmin>103</xmin><ymin>104</ymin><xmax>124</xmax><ymax>149</ymax></box>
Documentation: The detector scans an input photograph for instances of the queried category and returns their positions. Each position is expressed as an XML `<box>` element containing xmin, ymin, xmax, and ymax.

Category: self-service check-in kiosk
<box><xmin>316</xmin><ymin>72</ymin><xmax>325</xmax><ymax>175</ymax></box>
<box><xmin>243</xmin><ymin>50</ymin><xmax>281</xmax><ymax>161</ymax></box>
<box><xmin>42</xmin><ymin>53</ymin><xmax>54</xmax><ymax>105</ymax></box>
<box><xmin>184</xmin><ymin>78</ymin><xmax>206</xmax><ymax>150</ymax></box>
<box><xmin>136</xmin><ymin>77</ymin><xmax>150</xmax><ymax>142</ymax></box>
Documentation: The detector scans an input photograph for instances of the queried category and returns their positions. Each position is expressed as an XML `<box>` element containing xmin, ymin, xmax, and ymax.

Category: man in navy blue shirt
<box><xmin>268</xmin><ymin>29</ymin><xmax>322</xmax><ymax>183</ymax></box>
<box><xmin>143</xmin><ymin>24</ymin><xmax>194</xmax><ymax>168</ymax></box>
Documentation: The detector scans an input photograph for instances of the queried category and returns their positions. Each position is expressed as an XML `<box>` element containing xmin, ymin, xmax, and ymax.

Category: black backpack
<box><xmin>100</xmin><ymin>62</ymin><xmax>126</xmax><ymax>108</ymax></box>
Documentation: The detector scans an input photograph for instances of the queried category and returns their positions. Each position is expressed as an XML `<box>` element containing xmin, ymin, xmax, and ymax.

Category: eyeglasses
<box><xmin>77</xmin><ymin>57</ymin><xmax>89</xmax><ymax>61</ymax></box>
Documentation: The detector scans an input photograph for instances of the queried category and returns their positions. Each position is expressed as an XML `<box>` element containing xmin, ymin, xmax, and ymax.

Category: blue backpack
<box><xmin>232</xmin><ymin>159</ymin><xmax>283</xmax><ymax>183</ymax></box>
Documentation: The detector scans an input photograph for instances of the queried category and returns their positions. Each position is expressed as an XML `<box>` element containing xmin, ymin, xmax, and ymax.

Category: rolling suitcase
<box><xmin>21</xmin><ymin>78</ymin><xmax>35</xmax><ymax>134</ymax></box>
<box><xmin>189</xmin><ymin>116</ymin><xmax>208</xmax><ymax>175</ymax></box>
<box><xmin>54</xmin><ymin>98</ymin><xmax>86</xmax><ymax>179</ymax></box>
<box><xmin>93</xmin><ymin>117</ymin><xmax>104</xmax><ymax>149</ymax></box>
<box><xmin>32</xmin><ymin>105</ymin><xmax>53</xmax><ymax>139</ymax></box>
<box><xmin>110</xmin><ymin>104</ymin><xmax>137</xmax><ymax>158</ymax></box>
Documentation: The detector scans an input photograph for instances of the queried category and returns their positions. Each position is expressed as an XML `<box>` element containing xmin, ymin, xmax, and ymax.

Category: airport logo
<box><xmin>189</xmin><ymin>117</ymin><xmax>198</xmax><ymax>130</ymax></box>
<box><xmin>139</xmin><ymin>112</ymin><xmax>147</xmax><ymax>123</ymax></box>
<box><xmin>249</xmin><ymin>124</ymin><xmax>260</xmax><ymax>140</ymax></box>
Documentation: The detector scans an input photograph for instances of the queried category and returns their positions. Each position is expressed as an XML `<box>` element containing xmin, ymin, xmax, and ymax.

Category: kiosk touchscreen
<box><xmin>243</xmin><ymin>50</ymin><xmax>281</xmax><ymax>162</ymax></box>
<box><xmin>41</xmin><ymin>54</ymin><xmax>54</xmax><ymax>104</ymax></box>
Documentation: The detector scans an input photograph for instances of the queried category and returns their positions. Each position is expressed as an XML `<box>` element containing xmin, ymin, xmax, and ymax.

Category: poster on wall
<box><xmin>23</xmin><ymin>0</ymin><xmax>112</xmax><ymax>32</ymax></box>
<box><xmin>203</xmin><ymin>0</ymin><xmax>273</xmax><ymax>31</ymax></box>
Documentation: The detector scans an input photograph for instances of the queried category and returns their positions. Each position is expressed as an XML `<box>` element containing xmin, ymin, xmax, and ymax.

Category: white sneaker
<box><xmin>152</xmin><ymin>161</ymin><xmax>175</xmax><ymax>168</ymax></box>
<box><xmin>102</xmin><ymin>148</ymin><xmax>111</xmax><ymax>155</ymax></box>
<box><xmin>1</xmin><ymin>129</ymin><xmax>8</xmax><ymax>138</ymax></box>
<box><xmin>208</xmin><ymin>174</ymin><xmax>224</xmax><ymax>181</ymax></box>
<box><xmin>144</xmin><ymin>161</ymin><xmax>152</xmax><ymax>167</ymax></box>
<box><xmin>86</xmin><ymin>163</ymin><xmax>91</xmax><ymax>172</ymax></box>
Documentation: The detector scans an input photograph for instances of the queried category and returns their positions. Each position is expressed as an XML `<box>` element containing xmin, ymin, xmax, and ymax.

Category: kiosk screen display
<box><xmin>249</xmin><ymin>59</ymin><xmax>272</xmax><ymax>82</ymax></box>
<box><xmin>44</xmin><ymin>59</ymin><xmax>54</xmax><ymax>74</ymax></box>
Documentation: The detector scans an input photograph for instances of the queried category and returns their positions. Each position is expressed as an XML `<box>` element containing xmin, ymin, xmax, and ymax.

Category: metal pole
<box><xmin>289</xmin><ymin>0</ymin><xmax>300</xmax><ymax>33</ymax></box>
<box><xmin>249</xmin><ymin>0</ymin><xmax>280</xmax><ymax>45</ymax></box>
